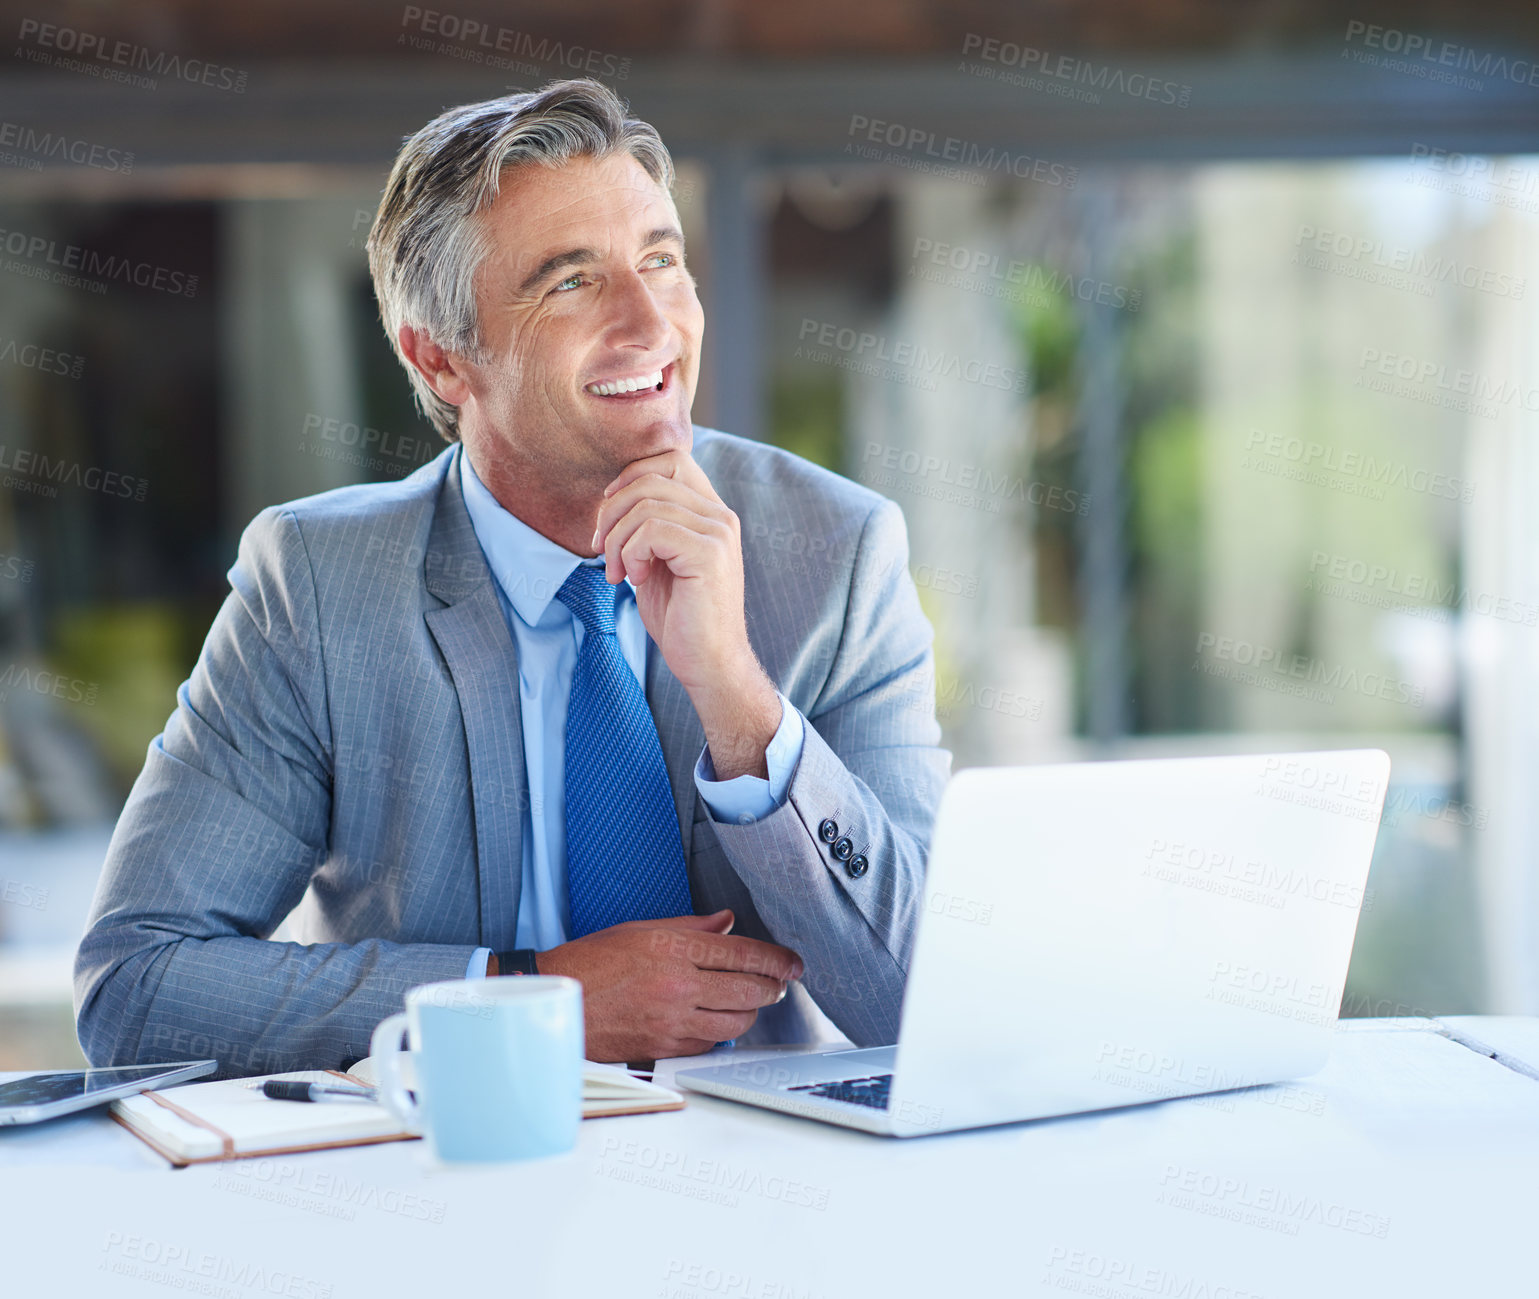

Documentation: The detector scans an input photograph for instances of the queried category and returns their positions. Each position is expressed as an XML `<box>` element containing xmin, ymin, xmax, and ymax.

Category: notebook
<box><xmin>110</xmin><ymin>1059</ymin><xmax>683</xmax><ymax>1167</ymax></box>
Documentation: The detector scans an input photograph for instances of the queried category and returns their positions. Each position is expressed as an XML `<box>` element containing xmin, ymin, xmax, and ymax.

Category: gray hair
<box><xmin>366</xmin><ymin>78</ymin><xmax>676</xmax><ymax>443</ymax></box>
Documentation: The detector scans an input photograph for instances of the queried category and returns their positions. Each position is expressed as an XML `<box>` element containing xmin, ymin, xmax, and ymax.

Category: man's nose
<box><xmin>605</xmin><ymin>268</ymin><xmax>670</xmax><ymax>351</ymax></box>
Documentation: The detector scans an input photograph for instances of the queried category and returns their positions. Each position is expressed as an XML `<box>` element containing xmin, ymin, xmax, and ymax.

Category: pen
<box><xmin>262</xmin><ymin>1080</ymin><xmax>377</xmax><ymax>1103</ymax></box>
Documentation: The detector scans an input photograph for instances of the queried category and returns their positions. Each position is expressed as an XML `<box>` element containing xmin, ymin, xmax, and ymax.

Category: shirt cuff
<box><xmin>694</xmin><ymin>691</ymin><xmax>805</xmax><ymax>825</ymax></box>
<box><xmin>466</xmin><ymin>947</ymin><xmax>493</xmax><ymax>978</ymax></box>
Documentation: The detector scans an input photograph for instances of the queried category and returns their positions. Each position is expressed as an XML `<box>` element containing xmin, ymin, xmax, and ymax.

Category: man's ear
<box><xmin>397</xmin><ymin>324</ymin><xmax>473</xmax><ymax>406</ymax></box>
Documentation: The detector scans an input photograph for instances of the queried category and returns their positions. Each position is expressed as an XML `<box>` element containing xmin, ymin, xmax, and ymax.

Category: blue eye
<box><xmin>549</xmin><ymin>254</ymin><xmax>677</xmax><ymax>296</ymax></box>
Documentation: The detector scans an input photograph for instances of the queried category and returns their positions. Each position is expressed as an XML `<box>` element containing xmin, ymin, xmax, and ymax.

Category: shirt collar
<box><xmin>459</xmin><ymin>446</ymin><xmax>633</xmax><ymax>629</ymax></box>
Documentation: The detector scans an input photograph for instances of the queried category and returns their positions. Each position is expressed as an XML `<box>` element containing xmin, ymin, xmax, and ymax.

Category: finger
<box><xmin>695</xmin><ymin>970</ymin><xmax>786</xmax><ymax>1012</ymax></box>
<box><xmin>604</xmin><ymin>450</ymin><xmax>716</xmax><ymax>503</ymax></box>
<box><xmin>614</xmin><ymin>510</ymin><xmax>729</xmax><ymax>587</ymax></box>
<box><xmin>604</xmin><ymin>908</ymin><xmax>730</xmax><ymax>937</ymax></box>
<box><xmin>593</xmin><ymin>475</ymin><xmax>729</xmax><ymax>564</ymax></box>
<box><xmin>634</xmin><ymin>909</ymin><xmax>734</xmax><ymax>933</ymax></box>
<box><xmin>681</xmin><ymin>1008</ymin><xmax>758</xmax><ymax>1042</ymax></box>
<box><xmin>596</xmin><ymin>470</ymin><xmax>723</xmax><ymax>539</ymax></box>
<box><xmin>686</xmin><ymin>934</ymin><xmax>805</xmax><ymax>982</ymax></box>
<box><xmin>601</xmin><ymin>496</ymin><xmax>715</xmax><ymax>582</ymax></box>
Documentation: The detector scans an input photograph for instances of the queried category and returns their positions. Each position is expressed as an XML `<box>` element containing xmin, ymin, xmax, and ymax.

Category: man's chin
<box><xmin>605</xmin><ymin>413</ymin><xmax>694</xmax><ymax>465</ymax></box>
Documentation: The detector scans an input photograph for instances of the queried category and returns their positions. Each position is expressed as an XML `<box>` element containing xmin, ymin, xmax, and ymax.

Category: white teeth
<box><xmin>586</xmin><ymin>369</ymin><xmax>664</xmax><ymax>396</ymax></box>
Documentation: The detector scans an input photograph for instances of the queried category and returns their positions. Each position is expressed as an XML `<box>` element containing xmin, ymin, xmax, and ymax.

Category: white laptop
<box><xmin>675</xmin><ymin>750</ymin><xmax>1390</xmax><ymax>1136</ymax></box>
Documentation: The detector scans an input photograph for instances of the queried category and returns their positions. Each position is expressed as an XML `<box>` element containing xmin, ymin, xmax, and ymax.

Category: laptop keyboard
<box><xmin>786</xmin><ymin>1073</ymin><xmax>893</xmax><ymax>1110</ymax></box>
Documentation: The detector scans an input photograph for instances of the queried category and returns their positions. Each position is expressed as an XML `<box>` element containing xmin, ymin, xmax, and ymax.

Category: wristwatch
<box><xmin>489</xmin><ymin>949</ymin><xmax>540</xmax><ymax>976</ymax></box>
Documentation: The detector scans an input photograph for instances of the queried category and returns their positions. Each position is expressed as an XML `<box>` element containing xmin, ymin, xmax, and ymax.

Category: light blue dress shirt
<box><xmin>457</xmin><ymin>451</ymin><xmax>805</xmax><ymax>976</ymax></box>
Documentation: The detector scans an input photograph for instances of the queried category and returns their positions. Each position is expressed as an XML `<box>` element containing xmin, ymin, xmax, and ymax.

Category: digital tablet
<box><xmin>0</xmin><ymin>1061</ymin><xmax>218</xmax><ymax>1125</ymax></box>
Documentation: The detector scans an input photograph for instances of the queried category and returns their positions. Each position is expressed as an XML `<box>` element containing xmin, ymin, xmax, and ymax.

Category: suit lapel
<box><xmin>423</xmin><ymin>446</ymin><xmax>526</xmax><ymax>953</ymax></box>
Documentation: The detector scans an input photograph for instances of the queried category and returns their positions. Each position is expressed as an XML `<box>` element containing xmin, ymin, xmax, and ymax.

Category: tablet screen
<box><xmin>0</xmin><ymin>1065</ymin><xmax>200</xmax><ymax>1108</ymax></box>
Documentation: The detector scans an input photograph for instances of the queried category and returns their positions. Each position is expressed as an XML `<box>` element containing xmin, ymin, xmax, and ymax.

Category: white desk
<box><xmin>3</xmin><ymin>1018</ymin><xmax>1536</xmax><ymax>1298</ymax></box>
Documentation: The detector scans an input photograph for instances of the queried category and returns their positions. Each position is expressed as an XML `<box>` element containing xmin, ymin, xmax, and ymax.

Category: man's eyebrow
<box><xmin>516</xmin><ymin>226</ymin><xmax>686</xmax><ymax>297</ymax></box>
<box><xmin>642</xmin><ymin>225</ymin><xmax>686</xmax><ymax>253</ymax></box>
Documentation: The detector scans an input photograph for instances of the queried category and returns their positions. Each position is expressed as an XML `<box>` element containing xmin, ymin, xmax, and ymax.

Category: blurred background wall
<box><xmin>2</xmin><ymin>0</ymin><xmax>1537</xmax><ymax>1066</ymax></box>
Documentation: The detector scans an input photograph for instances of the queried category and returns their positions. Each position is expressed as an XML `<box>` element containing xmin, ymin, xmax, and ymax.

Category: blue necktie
<box><xmin>557</xmin><ymin>562</ymin><xmax>693</xmax><ymax>938</ymax></box>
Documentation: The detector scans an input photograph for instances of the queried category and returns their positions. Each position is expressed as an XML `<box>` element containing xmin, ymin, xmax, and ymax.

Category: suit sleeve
<box><xmin>73</xmin><ymin>507</ymin><xmax>479</xmax><ymax>1078</ymax></box>
<box><xmin>703</xmin><ymin>497</ymin><xmax>951</xmax><ymax>1046</ymax></box>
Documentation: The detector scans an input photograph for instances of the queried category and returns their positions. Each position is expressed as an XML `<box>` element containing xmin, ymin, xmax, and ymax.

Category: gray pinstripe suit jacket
<box><xmin>74</xmin><ymin>428</ymin><xmax>951</xmax><ymax>1077</ymax></box>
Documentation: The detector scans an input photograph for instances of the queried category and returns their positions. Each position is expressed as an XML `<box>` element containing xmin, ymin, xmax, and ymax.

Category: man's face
<box><xmin>454</xmin><ymin>151</ymin><xmax>704</xmax><ymax>491</ymax></box>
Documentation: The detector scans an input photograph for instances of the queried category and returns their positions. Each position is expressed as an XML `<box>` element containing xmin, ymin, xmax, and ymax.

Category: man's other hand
<box><xmin>536</xmin><ymin>908</ymin><xmax>804</xmax><ymax>1061</ymax></box>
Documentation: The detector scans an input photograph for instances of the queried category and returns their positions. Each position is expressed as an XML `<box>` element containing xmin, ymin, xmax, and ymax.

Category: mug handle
<box><xmin>369</xmin><ymin>1012</ymin><xmax>422</xmax><ymax>1135</ymax></box>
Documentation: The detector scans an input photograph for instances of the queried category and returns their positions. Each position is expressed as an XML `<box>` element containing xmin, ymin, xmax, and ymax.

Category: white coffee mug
<box><xmin>369</xmin><ymin>975</ymin><xmax>583</xmax><ymax>1162</ymax></box>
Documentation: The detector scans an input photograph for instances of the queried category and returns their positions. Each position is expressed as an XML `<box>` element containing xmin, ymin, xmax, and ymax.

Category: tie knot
<box><xmin>556</xmin><ymin>563</ymin><xmax>619</xmax><ymax>636</ymax></box>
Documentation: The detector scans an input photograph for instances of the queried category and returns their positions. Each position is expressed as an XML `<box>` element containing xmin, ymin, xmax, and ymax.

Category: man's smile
<box><xmin>583</xmin><ymin>360</ymin><xmax>677</xmax><ymax>399</ymax></box>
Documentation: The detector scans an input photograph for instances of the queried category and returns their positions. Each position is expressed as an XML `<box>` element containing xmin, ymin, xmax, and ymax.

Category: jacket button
<box><xmin>818</xmin><ymin>818</ymin><xmax>839</xmax><ymax>843</ymax></box>
<box><xmin>846</xmin><ymin>854</ymin><xmax>869</xmax><ymax>878</ymax></box>
<box><xmin>832</xmin><ymin>836</ymin><xmax>854</xmax><ymax>862</ymax></box>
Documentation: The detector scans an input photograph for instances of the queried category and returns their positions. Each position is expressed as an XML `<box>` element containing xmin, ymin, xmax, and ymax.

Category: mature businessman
<box><xmin>75</xmin><ymin>78</ymin><xmax>950</xmax><ymax>1077</ymax></box>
